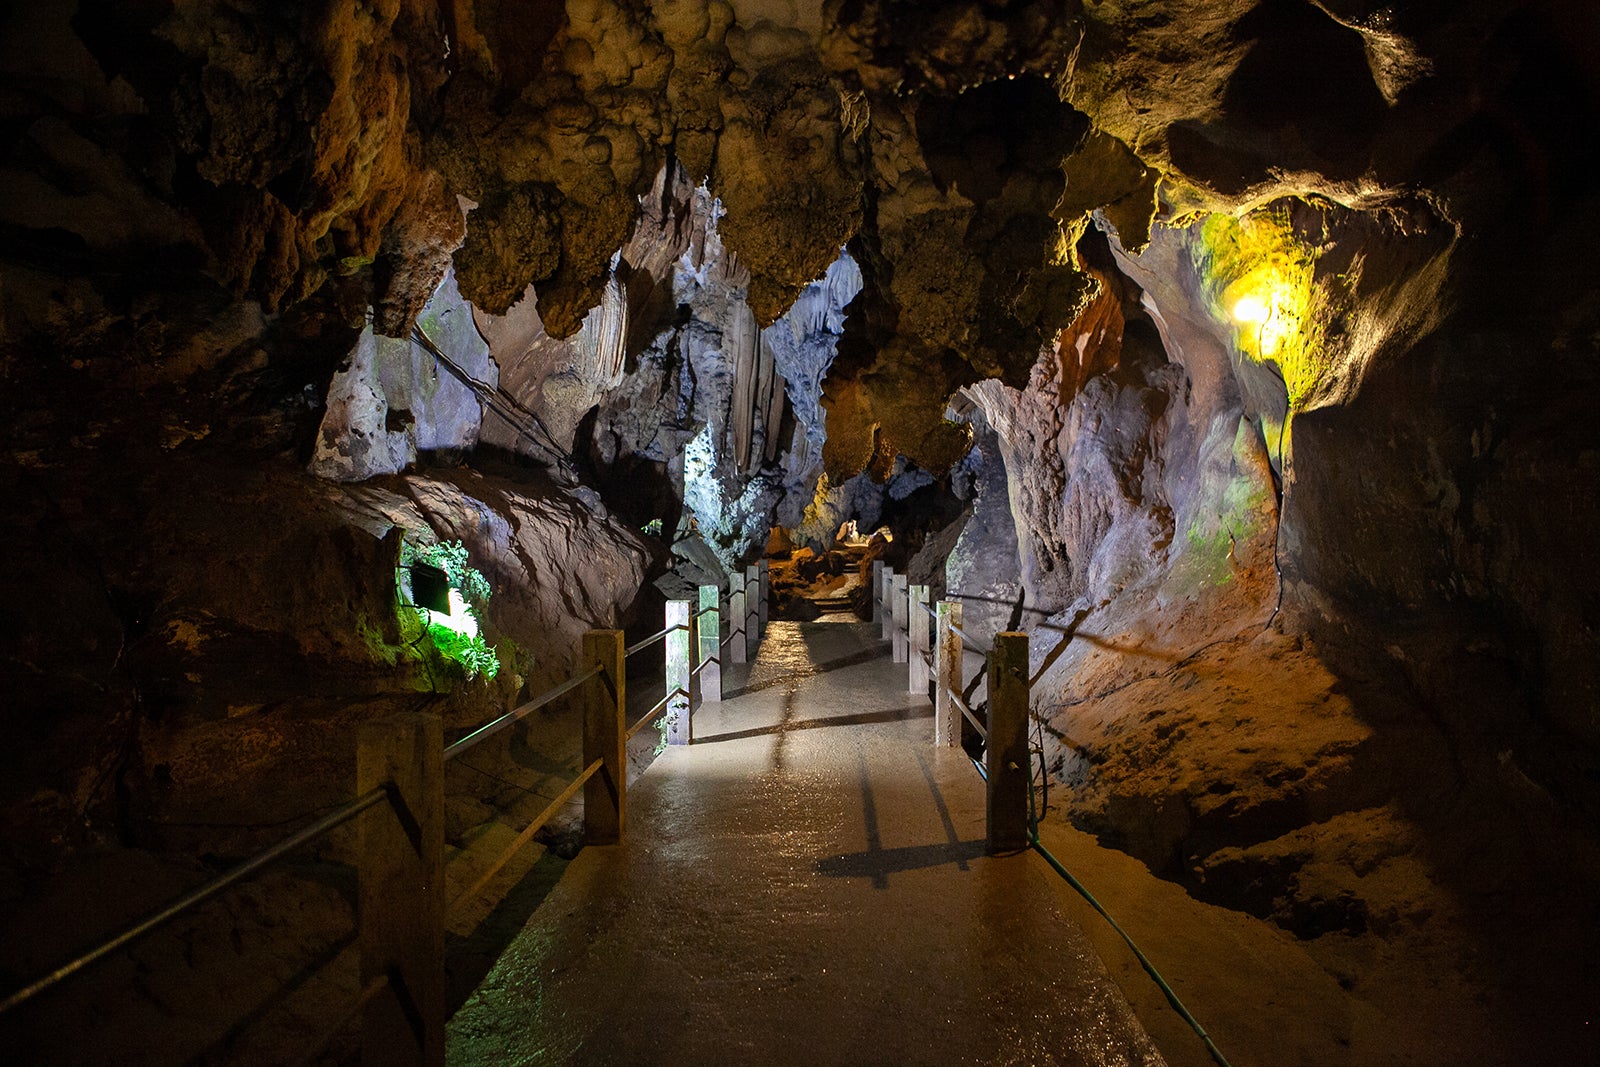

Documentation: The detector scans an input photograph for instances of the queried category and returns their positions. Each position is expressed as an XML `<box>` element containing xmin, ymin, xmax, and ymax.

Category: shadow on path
<box><xmin>694</xmin><ymin>703</ymin><xmax>931</xmax><ymax>745</ymax></box>
<box><xmin>722</xmin><ymin>644</ymin><xmax>887</xmax><ymax>699</ymax></box>
<box><xmin>816</xmin><ymin>840</ymin><xmax>988</xmax><ymax>881</ymax></box>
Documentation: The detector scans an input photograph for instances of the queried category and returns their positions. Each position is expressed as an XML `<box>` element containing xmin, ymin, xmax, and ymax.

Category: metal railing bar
<box><xmin>694</xmin><ymin>605</ymin><xmax>720</xmax><ymax>619</ymax></box>
<box><xmin>690</xmin><ymin>657</ymin><xmax>717</xmax><ymax>677</ymax></box>
<box><xmin>625</xmin><ymin>625</ymin><xmax>684</xmax><ymax>658</ymax></box>
<box><xmin>968</xmin><ymin>754</ymin><xmax>988</xmax><ymax>781</ymax></box>
<box><xmin>447</xmin><ymin>757</ymin><xmax>604</xmax><ymax>914</ymax></box>
<box><xmin>626</xmin><ymin>691</ymin><xmax>678</xmax><ymax>741</ymax></box>
<box><xmin>444</xmin><ymin>664</ymin><xmax>603</xmax><ymax>761</ymax></box>
<box><xmin>919</xmin><ymin>602</ymin><xmax>939</xmax><ymax>620</ymax></box>
<box><xmin>0</xmin><ymin>784</ymin><xmax>388</xmax><ymax>1015</ymax></box>
<box><xmin>947</xmin><ymin>621</ymin><xmax>989</xmax><ymax>657</ymax></box>
<box><xmin>948</xmin><ymin>689</ymin><xmax>989</xmax><ymax>741</ymax></box>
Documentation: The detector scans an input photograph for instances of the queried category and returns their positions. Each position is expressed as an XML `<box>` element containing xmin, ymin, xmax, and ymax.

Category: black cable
<box><xmin>409</xmin><ymin>325</ymin><xmax>576</xmax><ymax>471</ymax></box>
<box><xmin>1026</xmin><ymin>748</ymin><xmax>1232</xmax><ymax>1067</ymax></box>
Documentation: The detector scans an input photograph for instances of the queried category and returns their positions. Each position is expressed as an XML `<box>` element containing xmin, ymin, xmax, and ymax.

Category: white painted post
<box><xmin>666</xmin><ymin>600</ymin><xmax>693</xmax><ymax>744</ymax></box>
<box><xmin>745</xmin><ymin>564</ymin><xmax>760</xmax><ymax>658</ymax></box>
<box><xmin>871</xmin><ymin>560</ymin><xmax>884</xmax><ymax>624</ymax></box>
<box><xmin>934</xmin><ymin>600</ymin><xmax>961</xmax><ymax>747</ymax></box>
<box><xmin>698</xmin><ymin>584</ymin><xmax>722</xmax><ymax>702</ymax></box>
<box><xmin>758</xmin><ymin>557</ymin><xmax>769</xmax><ymax>633</ymax></box>
<box><xmin>891</xmin><ymin>572</ymin><xmax>908</xmax><ymax>663</ymax></box>
<box><xmin>729</xmin><ymin>572</ymin><xmax>747</xmax><ymax>664</ymax></box>
<box><xmin>909</xmin><ymin>584</ymin><xmax>930</xmax><ymax>693</ymax></box>
<box><xmin>881</xmin><ymin>566</ymin><xmax>895</xmax><ymax>642</ymax></box>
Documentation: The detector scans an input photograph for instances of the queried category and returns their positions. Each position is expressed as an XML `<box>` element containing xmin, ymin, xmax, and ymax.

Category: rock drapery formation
<box><xmin>3</xmin><ymin>0</ymin><xmax>1600</xmax><ymax>1062</ymax></box>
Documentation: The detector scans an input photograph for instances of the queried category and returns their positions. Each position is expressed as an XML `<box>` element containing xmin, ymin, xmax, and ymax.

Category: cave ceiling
<box><xmin>8</xmin><ymin>0</ymin><xmax>1589</xmax><ymax>480</ymax></box>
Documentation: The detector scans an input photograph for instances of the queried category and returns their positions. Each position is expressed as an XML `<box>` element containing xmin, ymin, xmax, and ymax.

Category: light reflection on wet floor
<box><xmin>447</xmin><ymin>619</ymin><xmax>1166</xmax><ymax>1066</ymax></box>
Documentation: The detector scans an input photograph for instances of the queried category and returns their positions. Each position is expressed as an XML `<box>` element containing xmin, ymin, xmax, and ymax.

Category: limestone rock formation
<box><xmin>464</xmin><ymin>162</ymin><xmax>862</xmax><ymax>572</ymax></box>
<box><xmin>312</xmin><ymin>268</ymin><xmax>497</xmax><ymax>481</ymax></box>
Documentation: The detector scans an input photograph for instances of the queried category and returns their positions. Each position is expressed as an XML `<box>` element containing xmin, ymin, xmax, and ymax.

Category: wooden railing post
<box><xmin>698</xmin><ymin>584</ymin><xmax>722</xmax><ymax>702</ymax></box>
<box><xmin>909</xmin><ymin>584</ymin><xmax>929</xmax><ymax>693</ymax></box>
<box><xmin>934</xmin><ymin>600</ymin><xmax>961</xmax><ymax>748</ymax></box>
<box><xmin>987</xmin><ymin>632</ymin><xmax>1031</xmax><ymax>854</ymax></box>
<box><xmin>744</xmin><ymin>563</ymin><xmax>760</xmax><ymax>658</ymax></box>
<box><xmin>891</xmin><ymin>572</ymin><xmax>908</xmax><ymax>663</ymax></box>
<box><xmin>582</xmin><ymin>630</ymin><xmax>626</xmax><ymax>844</ymax></box>
<box><xmin>758</xmin><ymin>557</ymin><xmax>769</xmax><ymax>634</ymax></box>
<box><xmin>666</xmin><ymin>601</ymin><xmax>693</xmax><ymax>744</ymax></box>
<box><xmin>729</xmin><ymin>571</ymin><xmax>747</xmax><ymax>664</ymax></box>
<box><xmin>358</xmin><ymin>713</ymin><xmax>445</xmax><ymax>1067</ymax></box>
<box><xmin>880</xmin><ymin>566</ymin><xmax>895</xmax><ymax>642</ymax></box>
<box><xmin>871</xmin><ymin>560</ymin><xmax>884</xmax><ymax>624</ymax></box>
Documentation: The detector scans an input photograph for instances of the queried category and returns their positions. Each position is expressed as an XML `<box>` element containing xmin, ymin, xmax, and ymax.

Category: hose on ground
<box><xmin>1025</xmin><ymin>763</ymin><xmax>1234</xmax><ymax>1067</ymax></box>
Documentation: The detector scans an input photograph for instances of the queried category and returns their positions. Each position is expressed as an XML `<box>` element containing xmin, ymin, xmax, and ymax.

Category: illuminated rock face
<box><xmin>312</xmin><ymin>268</ymin><xmax>494</xmax><ymax>481</ymax></box>
<box><xmin>463</xmin><ymin>163</ymin><xmax>863</xmax><ymax>571</ymax></box>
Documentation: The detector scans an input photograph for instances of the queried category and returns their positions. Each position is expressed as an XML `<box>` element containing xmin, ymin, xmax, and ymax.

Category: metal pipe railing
<box><xmin>948</xmin><ymin>690</ymin><xmax>989</xmax><ymax>741</ymax></box>
<box><xmin>625</xmin><ymin>623</ymin><xmax>688</xmax><ymax>658</ymax></box>
<box><xmin>1</xmin><ymin>568</ymin><xmax>776</xmax><ymax>1046</ymax></box>
<box><xmin>448</xmin><ymin>757</ymin><xmax>605</xmax><ymax>914</ymax></box>
<box><xmin>947</xmin><ymin>620</ymin><xmax>989</xmax><ymax>657</ymax></box>
<box><xmin>444</xmin><ymin>664</ymin><xmax>604</xmax><ymax>761</ymax></box>
<box><xmin>0</xmin><ymin>784</ymin><xmax>388</xmax><ymax>1014</ymax></box>
<box><xmin>627</xmin><ymin>691</ymin><xmax>676</xmax><ymax>742</ymax></box>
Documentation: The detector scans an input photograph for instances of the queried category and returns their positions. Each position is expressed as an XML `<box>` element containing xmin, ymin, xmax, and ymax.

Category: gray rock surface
<box><xmin>311</xmin><ymin>268</ymin><xmax>496</xmax><ymax>480</ymax></box>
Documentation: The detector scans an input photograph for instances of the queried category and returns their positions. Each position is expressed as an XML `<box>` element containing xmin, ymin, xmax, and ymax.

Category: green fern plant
<box><xmin>401</xmin><ymin>539</ymin><xmax>493</xmax><ymax>604</ymax></box>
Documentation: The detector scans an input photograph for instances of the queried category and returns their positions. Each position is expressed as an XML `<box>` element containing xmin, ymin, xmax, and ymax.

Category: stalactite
<box><xmin>595</xmin><ymin>272</ymin><xmax>628</xmax><ymax>385</ymax></box>
<box><xmin>727</xmin><ymin>301</ymin><xmax>759</xmax><ymax>471</ymax></box>
<box><xmin>761</xmin><ymin>346</ymin><xmax>787</xmax><ymax>465</ymax></box>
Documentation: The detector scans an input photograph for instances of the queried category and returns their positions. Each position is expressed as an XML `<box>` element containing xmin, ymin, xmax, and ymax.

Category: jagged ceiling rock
<box><xmin>136</xmin><ymin>0</ymin><xmax>443</xmax><ymax>309</ymax></box>
<box><xmin>21</xmin><ymin>0</ymin><xmax>1575</xmax><ymax>364</ymax></box>
<box><xmin>712</xmin><ymin>53</ymin><xmax>864</xmax><ymax>324</ymax></box>
<box><xmin>371</xmin><ymin>169</ymin><xmax>467</xmax><ymax>336</ymax></box>
<box><xmin>1059</xmin><ymin>0</ymin><xmax>1598</xmax><ymax>228</ymax></box>
<box><xmin>819</xmin><ymin>0</ymin><xmax>1084</xmax><ymax>95</ymax></box>
<box><xmin>461</xmin><ymin>161</ymin><xmax>860</xmax><ymax>568</ymax></box>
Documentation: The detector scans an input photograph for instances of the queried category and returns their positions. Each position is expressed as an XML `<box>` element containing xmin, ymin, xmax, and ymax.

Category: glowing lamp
<box><xmin>430</xmin><ymin>588</ymin><xmax>480</xmax><ymax>638</ymax></box>
<box><xmin>1231</xmin><ymin>295</ymin><xmax>1270</xmax><ymax>323</ymax></box>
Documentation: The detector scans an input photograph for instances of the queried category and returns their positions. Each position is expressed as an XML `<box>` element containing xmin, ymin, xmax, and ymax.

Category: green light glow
<box><xmin>398</xmin><ymin>539</ymin><xmax>500</xmax><ymax>681</ymax></box>
<box><xmin>424</xmin><ymin>587</ymin><xmax>480</xmax><ymax>638</ymax></box>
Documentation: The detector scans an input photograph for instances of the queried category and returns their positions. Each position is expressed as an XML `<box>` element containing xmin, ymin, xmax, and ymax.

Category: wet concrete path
<box><xmin>447</xmin><ymin>619</ymin><xmax>1166</xmax><ymax>1066</ymax></box>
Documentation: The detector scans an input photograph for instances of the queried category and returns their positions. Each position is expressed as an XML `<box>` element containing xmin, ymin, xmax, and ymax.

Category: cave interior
<box><xmin>1</xmin><ymin>0</ymin><xmax>1598</xmax><ymax>1063</ymax></box>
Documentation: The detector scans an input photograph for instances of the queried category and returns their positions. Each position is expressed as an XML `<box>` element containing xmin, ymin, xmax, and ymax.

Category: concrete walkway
<box><xmin>447</xmin><ymin>620</ymin><xmax>1165</xmax><ymax>1066</ymax></box>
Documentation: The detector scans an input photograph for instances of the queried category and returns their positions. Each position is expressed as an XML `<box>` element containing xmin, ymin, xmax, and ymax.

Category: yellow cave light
<box><xmin>1229</xmin><ymin>277</ymin><xmax>1297</xmax><ymax>358</ymax></box>
<box><xmin>1231</xmin><ymin>294</ymin><xmax>1269</xmax><ymax>324</ymax></box>
<box><xmin>1199</xmin><ymin>208</ymin><xmax>1325</xmax><ymax>407</ymax></box>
